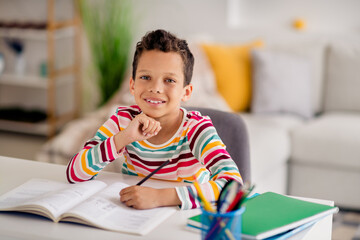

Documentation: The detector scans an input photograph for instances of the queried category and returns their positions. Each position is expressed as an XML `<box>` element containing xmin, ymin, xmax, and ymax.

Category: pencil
<box><xmin>136</xmin><ymin>160</ymin><xmax>170</xmax><ymax>186</ymax></box>
<box><xmin>193</xmin><ymin>182</ymin><xmax>215</xmax><ymax>212</ymax></box>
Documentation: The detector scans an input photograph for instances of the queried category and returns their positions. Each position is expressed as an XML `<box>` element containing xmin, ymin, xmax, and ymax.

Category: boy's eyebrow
<box><xmin>137</xmin><ymin>69</ymin><xmax>150</xmax><ymax>73</ymax></box>
<box><xmin>137</xmin><ymin>69</ymin><xmax>180</xmax><ymax>77</ymax></box>
<box><xmin>164</xmin><ymin>72</ymin><xmax>180</xmax><ymax>77</ymax></box>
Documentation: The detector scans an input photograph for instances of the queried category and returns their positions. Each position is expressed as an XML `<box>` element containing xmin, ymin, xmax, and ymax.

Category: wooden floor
<box><xmin>333</xmin><ymin>210</ymin><xmax>360</xmax><ymax>240</ymax></box>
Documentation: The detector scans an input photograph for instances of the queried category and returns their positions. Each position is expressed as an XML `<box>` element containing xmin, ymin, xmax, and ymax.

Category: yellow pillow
<box><xmin>202</xmin><ymin>40</ymin><xmax>263</xmax><ymax>112</ymax></box>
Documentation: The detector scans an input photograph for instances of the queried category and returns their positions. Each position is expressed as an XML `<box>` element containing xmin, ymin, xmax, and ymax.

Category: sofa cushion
<box><xmin>267</xmin><ymin>43</ymin><xmax>327</xmax><ymax>114</ymax></box>
<box><xmin>324</xmin><ymin>41</ymin><xmax>360</xmax><ymax>111</ymax></box>
<box><xmin>291</xmin><ymin>112</ymin><xmax>360</xmax><ymax>169</ymax></box>
<box><xmin>251</xmin><ymin>49</ymin><xmax>313</xmax><ymax>119</ymax></box>
<box><xmin>289</xmin><ymin>163</ymin><xmax>360</xmax><ymax>209</ymax></box>
<box><xmin>201</xmin><ymin>40</ymin><xmax>263</xmax><ymax>112</ymax></box>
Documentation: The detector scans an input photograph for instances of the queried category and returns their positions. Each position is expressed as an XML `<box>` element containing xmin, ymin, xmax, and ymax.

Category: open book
<box><xmin>0</xmin><ymin>178</ymin><xmax>176</xmax><ymax>236</ymax></box>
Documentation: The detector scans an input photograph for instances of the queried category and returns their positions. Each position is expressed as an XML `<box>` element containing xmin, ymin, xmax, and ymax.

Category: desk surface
<box><xmin>0</xmin><ymin>156</ymin><xmax>333</xmax><ymax>240</ymax></box>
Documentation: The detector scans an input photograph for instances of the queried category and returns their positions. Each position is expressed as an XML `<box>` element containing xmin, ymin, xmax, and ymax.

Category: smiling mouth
<box><xmin>145</xmin><ymin>99</ymin><xmax>166</xmax><ymax>104</ymax></box>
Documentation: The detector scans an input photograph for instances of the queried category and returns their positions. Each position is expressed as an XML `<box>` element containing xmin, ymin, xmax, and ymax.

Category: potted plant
<box><xmin>79</xmin><ymin>0</ymin><xmax>134</xmax><ymax>106</ymax></box>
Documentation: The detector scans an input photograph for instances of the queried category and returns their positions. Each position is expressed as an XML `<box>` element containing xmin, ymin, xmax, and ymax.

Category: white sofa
<box><xmin>242</xmin><ymin>34</ymin><xmax>360</xmax><ymax>209</ymax></box>
<box><xmin>287</xmin><ymin>37</ymin><xmax>360</xmax><ymax>209</ymax></box>
<box><xmin>245</xmin><ymin>34</ymin><xmax>360</xmax><ymax>209</ymax></box>
<box><xmin>37</xmin><ymin>33</ymin><xmax>360</xmax><ymax>209</ymax></box>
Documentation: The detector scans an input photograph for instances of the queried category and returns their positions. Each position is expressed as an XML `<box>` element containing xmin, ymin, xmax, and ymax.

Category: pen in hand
<box><xmin>136</xmin><ymin>160</ymin><xmax>170</xmax><ymax>186</ymax></box>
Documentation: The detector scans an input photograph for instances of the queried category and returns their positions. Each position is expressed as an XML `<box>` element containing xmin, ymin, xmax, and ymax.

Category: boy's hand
<box><xmin>119</xmin><ymin>186</ymin><xmax>181</xmax><ymax>210</ymax></box>
<box><xmin>119</xmin><ymin>186</ymin><xmax>162</xmax><ymax>209</ymax></box>
<box><xmin>116</xmin><ymin>113</ymin><xmax>161</xmax><ymax>148</ymax></box>
<box><xmin>126</xmin><ymin>113</ymin><xmax>161</xmax><ymax>141</ymax></box>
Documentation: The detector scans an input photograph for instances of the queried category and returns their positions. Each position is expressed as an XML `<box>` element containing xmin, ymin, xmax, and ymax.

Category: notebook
<box><xmin>187</xmin><ymin>192</ymin><xmax>338</xmax><ymax>239</ymax></box>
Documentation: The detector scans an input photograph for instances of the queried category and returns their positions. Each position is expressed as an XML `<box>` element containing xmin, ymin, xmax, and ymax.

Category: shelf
<box><xmin>0</xmin><ymin>72</ymin><xmax>75</xmax><ymax>89</ymax></box>
<box><xmin>0</xmin><ymin>74</ymin><xmax>48</xmax><ymax>88</ymax></box>
<box><xmin>0</xmin><ymin>119</ymin><xmax>49</xmax><ymax>135</ymax></box>
<box><xmin>0</xmin><ymin>111</ymin><xmax>76</xmax><ymax>136</ymax></box>
<box><xmin>51</xmin><ymin>20</ymin><xmax>77</xmax><ymax>30</ymax></box>
<box><xmin>0</xmin><ymin>0</ymin><xmax>81</xmax><ymax>138</ymax></box>
<box><xmin>0</xmin><ymin>27</ymin><xmax>75</xmax><ymax>40</ymax></box>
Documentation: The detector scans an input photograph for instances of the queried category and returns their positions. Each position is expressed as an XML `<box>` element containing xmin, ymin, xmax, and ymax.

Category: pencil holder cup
<box><xmin>200</xmin><ymin>207</ymin><xmax>245</xmax><ymax>240</ymax></box>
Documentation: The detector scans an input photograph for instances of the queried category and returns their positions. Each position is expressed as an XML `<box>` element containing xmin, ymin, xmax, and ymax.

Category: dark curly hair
<box><xmin>132</xmin><ymin>29</ymin><xmax>194</xmax><ymax>86</ymax></box>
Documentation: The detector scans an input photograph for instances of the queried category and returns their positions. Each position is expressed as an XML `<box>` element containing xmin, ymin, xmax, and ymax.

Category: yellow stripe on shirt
<box><xmin>99</xmin><ymin>126</ymin><xmax>113</xmax><ymax>138</ymax></box>
<box><xmin>211</xmin><ymin>171</ymin><xmax>242</xmax><ymax>181</ymax></box>
<box><xmin>209</xmin><ymin>181</ymin><xmax>220</xmax><ymax>200</ymax></box>
<box><xmin>201</xmin><ymin>141</ymin><xmax>225</xmax><ymax>157</ymax></box>
<box><xmin>81</xmin><ymin>149</ymin><xmax>97</xmax><ymax>176</ymax></box>
<box><xmin>125</xmin><ymin>157</ymin><xmax>136</xmax><ymax>171</ymax></box>
<box><xmin>139</xmin><ymin>129</ymin><xmax>188</xmax><ymax>149</ymax></box>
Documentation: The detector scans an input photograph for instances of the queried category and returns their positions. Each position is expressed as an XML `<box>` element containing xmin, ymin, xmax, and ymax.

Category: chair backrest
<box><xmin>186</xmin><ymin>107</ymin><xmax>251</xmax><ymax>183</ymax></box>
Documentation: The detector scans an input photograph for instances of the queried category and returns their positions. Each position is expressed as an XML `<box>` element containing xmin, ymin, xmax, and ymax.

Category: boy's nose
<box><xmin>149</xmin><ymin>81</ymin><xmax>163</xmax><ymax>93</ymax></box>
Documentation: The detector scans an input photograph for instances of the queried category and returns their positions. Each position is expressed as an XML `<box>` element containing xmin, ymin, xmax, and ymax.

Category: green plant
<box><xmin>79</xmin><ymin>0</ymin><xmax>133</xmax><ymax>106</ymax></box>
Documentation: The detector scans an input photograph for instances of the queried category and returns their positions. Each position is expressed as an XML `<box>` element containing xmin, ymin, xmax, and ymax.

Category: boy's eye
<box><xmin>165</xmin><ymin>79</ymin><xmax>176</xmax><ymax>83</ymax></box>
<box><xmin>140</xmin><ymin>76</ymin><xmax>150</xmax><ymax>80</ymax></box>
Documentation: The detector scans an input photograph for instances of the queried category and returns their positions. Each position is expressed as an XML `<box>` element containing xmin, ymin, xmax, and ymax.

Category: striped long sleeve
<box><xmin>66</xmin><ymin>113</ymin><xmax>124</xmax><ymax>183</ymax></box>
<box><xmin>66</xmin><ymin>105</ymin><xmax>243</xmax><ymax>210</ymax></box>
<box><xmin>175</xmin><ymin>113</ymin><xmax>243</xmax><ymax>210</ymax></box>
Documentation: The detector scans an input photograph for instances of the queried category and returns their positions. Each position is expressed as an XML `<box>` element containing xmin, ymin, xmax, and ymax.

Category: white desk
<box><xmin>0</xmin><ymin>156</ymin><xmax>334</xmax><ymax>240</ymax></box>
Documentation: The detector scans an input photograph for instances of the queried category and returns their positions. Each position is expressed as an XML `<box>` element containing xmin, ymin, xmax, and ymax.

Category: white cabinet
<box><xmin>0</xmin><ymin>0</ymin><xmax>81</xmax><ymax>136</ymax></box>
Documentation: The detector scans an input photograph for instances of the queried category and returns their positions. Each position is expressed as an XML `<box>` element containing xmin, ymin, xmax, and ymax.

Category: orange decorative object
<box><xmin>293</xmin><ymin>19</ymin><xmax>306</xmax><ymax>30</ymax></box>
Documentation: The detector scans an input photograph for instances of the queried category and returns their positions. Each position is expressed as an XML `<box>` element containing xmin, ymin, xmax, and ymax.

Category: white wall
<box><xmin>80</xmin><ymin>0</ymin><xmax>358</xmax><ymax>112</ymax></box>
<box><xmin>131</xmin><ymin>0</ymin><xmax>360</xmax><ymax>43</ymax></box>
<box><xmin>2</xmin><ymin>0</ymin><xmax>360</xmax><ymax>113</ymax></box>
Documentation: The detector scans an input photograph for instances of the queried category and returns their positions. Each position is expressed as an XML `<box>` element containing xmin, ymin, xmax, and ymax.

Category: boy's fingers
<box><xmin>120</xmin><ymin>186</ymin><xmax>135</xmax><ymax>195</ymax></box>
<box><xmin>144</xmin><ymin>121</ymin><xmax>160</xmax><ymax>135</ymax></box>
<box><xmin>155</xmin><ymin>125</ymin><xmax>162</xmax><ymax>135</ymax></box>
<box><xmin>136</xmin><ymin>114</ymin><xmax>161</xmax><ymax>136</ymax></box>
<box><xmin>147</xmin><ymin>121</ymin><xmax>160</xmax><ymax>135</ymax></box>
<box><xmin>124</xmin><ymin>199</ymin><xmax>135</xmax><ymax>208</ymax></box>
<box><xmin>144</xmin><ymin>119</ymin><xmax>155</xmax><ymax>132</ymax></box>
<box><xmin>119</xmin><ymin>187</ymin><xmax>134</xmax><ymax>201</ymax></box>
<box><xmin>140</xmin><ymin>118</ymin><xmax>149</xmax><ymax>131</ymax></box>
<box><xmin>120</xmin><ymin>194</ymin><xmax>135</xmax><ymax>207</ymax></box>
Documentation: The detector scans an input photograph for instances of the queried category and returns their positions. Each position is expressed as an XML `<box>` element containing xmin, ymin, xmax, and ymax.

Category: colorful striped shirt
<box><xmin>66</xmin><ymin>105</ymin><xmax>243</xmax><ymax>210</ymax></box>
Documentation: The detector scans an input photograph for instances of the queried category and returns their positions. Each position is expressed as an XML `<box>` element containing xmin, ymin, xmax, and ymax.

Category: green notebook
<box><xmin>186</xmin><ymin>192</ymin><xmax>338</xmax><ymax>239</ymax></box>
<box><xmin>241</xmin><ymin>192</ymin><xmax>338</xmax><ymax>239</ymax></box>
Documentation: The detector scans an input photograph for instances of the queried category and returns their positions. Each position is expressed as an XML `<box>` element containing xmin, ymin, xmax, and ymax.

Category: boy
<box><xmin>67</xmin><ymin>29</ymin><xmax>242</xmax><ymax>210</ymax></box>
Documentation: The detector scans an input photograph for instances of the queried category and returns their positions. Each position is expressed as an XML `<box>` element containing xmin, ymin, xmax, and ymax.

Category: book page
<box><xmin>0</xmin><ymin>179</ymin><xmax>107</xmax><ymax>221</ymax></box>
<box><xmin>61</xmin><ymin>182</ymin><xmax>177</xmax><ymax>235</ymax></box>
<box><xmin>0</xmin><ymin>179</ymin><xmax>66</xmax><ymax>209</ymax></box>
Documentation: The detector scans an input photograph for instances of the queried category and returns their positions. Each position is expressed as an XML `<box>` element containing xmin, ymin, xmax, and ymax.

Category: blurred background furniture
<box><xmin>0</xmin><ymin>0</ymin><xmax>81</xmax><ymax>136</ymax></box>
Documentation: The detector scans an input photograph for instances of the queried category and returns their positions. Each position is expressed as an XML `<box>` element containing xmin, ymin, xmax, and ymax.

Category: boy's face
<box><xmin>130</xmin><ymin>50</ymin><xmax>193</xmax><ymax>120</ymax></box>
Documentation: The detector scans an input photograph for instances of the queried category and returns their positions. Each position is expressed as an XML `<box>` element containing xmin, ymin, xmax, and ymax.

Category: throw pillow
<box><xmin>201</xmin><ymin>40</ymin><xmax>263</xmax><ymax>112</ymax></box>
<box><xmin>268</xmin><ymin>43</ymin><xmax>327</xmax><ymax>114</ymax></box>
<box><xmin>181</xmin><ymin>43</ymin><xmax>231</xmax><ymax>112</ymax></box>
<box><xmin>324</xmin><ymin>40</ymin><xmax>360</xmax><ymax>112</ymax></box>
<box><xmin>251</xmin><ymin>49</ymin><xmax>312</xmax><ymax>119</ymax></box>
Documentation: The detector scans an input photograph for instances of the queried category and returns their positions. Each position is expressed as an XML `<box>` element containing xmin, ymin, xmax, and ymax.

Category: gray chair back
<box><xmin>186</xmin><ymin>107</ymin><xmax>251</xmax><ymax>183</ymax></box>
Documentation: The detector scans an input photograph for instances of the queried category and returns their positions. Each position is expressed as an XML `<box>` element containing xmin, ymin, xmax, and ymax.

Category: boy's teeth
<box><xmin>147</xmin><ymin>99</ymin><xmax>163</xmax><ymax>104</ymax></box>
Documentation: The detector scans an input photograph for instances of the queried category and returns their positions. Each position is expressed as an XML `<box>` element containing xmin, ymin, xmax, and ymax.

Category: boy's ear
<box><xmin>181</xmin><ymin>84</ymin><xmax>193</xmax><ymax>102</ymax></box>
<box><xmin>129</xmin><ymin>77</ymin><xmax>135</xmax><ymax>96</ymax></box>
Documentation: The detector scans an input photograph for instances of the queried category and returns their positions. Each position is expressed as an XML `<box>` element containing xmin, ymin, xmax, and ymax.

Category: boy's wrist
<box><xmin>114</xmin><ymin>130</ymin><xmax>133</xmax><ymax>152</ymax></box>
<box><xmin>157</xmin><ymin>188</ymin><xmax>181</xmax><ymax>207</ymax></box>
